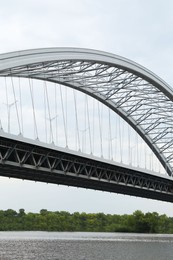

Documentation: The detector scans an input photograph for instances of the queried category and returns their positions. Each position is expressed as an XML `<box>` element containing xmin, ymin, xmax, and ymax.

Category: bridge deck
<box><xmin>0</xmin><ymin>132</ymin><xmax>173</xmax><ymax>203</ymax></box>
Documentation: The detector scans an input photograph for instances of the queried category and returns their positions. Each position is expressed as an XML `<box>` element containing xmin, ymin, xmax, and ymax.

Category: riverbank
<box><xmin>0</xmin><ymin>209</ymin><xmax>172</xmax><ymax>233</ymax></box>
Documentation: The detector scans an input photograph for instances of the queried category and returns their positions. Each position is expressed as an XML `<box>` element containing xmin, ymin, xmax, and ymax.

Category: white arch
<box><xmin>0</xmin><ymin>47</ymin><xmax>173</xmax><ymax>176</ymax></box>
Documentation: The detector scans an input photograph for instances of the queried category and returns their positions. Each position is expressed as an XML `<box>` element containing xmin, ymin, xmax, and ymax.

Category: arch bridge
<box><xmin>0</xmin><ymin>47</ymin><xmax>173</xmax><ymax>202</ymax></box>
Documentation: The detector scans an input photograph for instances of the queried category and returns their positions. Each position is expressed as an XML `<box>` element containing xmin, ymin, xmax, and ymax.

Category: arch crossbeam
<box><xmin>0</xmin><ymin>48</ymin><xmax>173</xmax><ymax>176</ymax></box>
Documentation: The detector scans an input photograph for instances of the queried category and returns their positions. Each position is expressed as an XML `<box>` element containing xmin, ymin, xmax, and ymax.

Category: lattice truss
<box><xmin>0</xmin><ymin>137</ymin><xmax>172</xmax><ymax>199</ymax></box>
<box><xmin>0</xmin><ymin>57</ymin><xmax>173</xmax><ymax>176</ymax></box>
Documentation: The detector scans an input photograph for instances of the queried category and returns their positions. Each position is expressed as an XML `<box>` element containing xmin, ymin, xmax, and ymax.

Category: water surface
<box><xmin>0</xmin><ymin>232</ymin><xmax>172</xmax><ymax>260</ymax></box>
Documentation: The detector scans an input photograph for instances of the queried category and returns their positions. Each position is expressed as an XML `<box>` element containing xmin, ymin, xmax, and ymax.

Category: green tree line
<box><xmin>0</xmin><ymin>209</ymin><xmax>173</xmax><ymax>233</ymax></box>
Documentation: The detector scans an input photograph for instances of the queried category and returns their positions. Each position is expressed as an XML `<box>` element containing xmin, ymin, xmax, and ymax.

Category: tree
<box><xmin>132</xmin><ymin>210</ymin><xmax>150</xmax><ymax>233</ymax></box>
<box><xmin>18</xmin><ymin>209</ymin><xmax>25</xmax><ymax>217</ymax></box>
<box><xmin>145</xmin><ymin>212</ymin><xmax>159</xmax><ymax>233</ymax></box>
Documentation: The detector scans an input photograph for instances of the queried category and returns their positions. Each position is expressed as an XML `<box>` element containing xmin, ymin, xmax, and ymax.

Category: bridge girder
<box><xmin>0</xmin><ymin>48</ymin><xmax>173</xmax><ymax>176</ymax></box>
<box><xmin>0</xmin><ymin>133</ymin><xmax>173</xmax><ymax>202</ymax></box>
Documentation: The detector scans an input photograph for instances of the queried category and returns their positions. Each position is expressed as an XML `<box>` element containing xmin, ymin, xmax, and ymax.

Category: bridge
<box><xmin>0</xmin><ymin>47</ymin><xmax>173</xmax><ymax>202</ymax></box>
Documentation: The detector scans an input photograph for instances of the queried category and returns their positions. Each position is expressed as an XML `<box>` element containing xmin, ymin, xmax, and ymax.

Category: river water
<box><xmin>0</xmin><ymin>232</ymin><xmax>173</xmax><ymax>259</ymax></box>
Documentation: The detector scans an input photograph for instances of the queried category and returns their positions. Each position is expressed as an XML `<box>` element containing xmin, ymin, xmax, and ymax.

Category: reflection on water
<box><xmin>0</xmin><ymin>232</ymin><xmax>172</xmax><ymax>260</ymax></box>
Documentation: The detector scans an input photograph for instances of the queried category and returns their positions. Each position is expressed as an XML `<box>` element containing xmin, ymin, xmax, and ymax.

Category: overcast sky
<box><xmin>0</xmin><ymin>0</ymin><xmax>173</xmax><ymax>216</ymax></box>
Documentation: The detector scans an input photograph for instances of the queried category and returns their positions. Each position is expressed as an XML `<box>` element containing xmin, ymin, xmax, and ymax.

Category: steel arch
<box><xmin>0</xmin><ymin>47</ymin><xmax>173</xmax><ymax>176</ymax></box>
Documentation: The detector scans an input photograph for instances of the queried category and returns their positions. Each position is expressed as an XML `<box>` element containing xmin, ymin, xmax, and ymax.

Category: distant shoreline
<box><xmin>0</xmin><ymin>209</ymin><xmax>172</xmax><ymax>234</ymax></box>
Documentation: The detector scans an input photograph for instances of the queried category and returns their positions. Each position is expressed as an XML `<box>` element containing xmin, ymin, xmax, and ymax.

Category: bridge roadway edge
<box><xmin>0</xmin><ymin>164</ymin><xmax>173</xmax><ymax>203</ymax></box>
<box><xmin>0</xmin><ymin>135</ymin><xmax>173</xmax><ymax>203</ymax></box>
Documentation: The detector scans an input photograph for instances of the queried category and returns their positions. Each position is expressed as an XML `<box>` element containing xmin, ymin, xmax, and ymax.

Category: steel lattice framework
<box><xmin>0</xmin><ymin>48</ymin><xmax>173</xmax><ymax>176</ymax></box>
<box><xmin>0</xmin><ymin>132</ymin><xmax>173</xmax><ymax>202</ymax></box>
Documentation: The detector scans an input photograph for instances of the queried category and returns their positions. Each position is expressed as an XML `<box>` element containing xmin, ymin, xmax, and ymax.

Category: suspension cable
<box><xmin>92</xmin><ymin>99</ymin><xmax>95</xmax><ymax>155</ymax></box>
<box><xmin>44</xmin><ymin>81</ymin><xmax>54</xmax><ymax>143</ymax></box>
<box><xmin>136</xmin><ymin>131</ymin><xmax>139</xmax><ymax>167</ymax></box>
<box><xmin>60</xmin><ymin>85</ymin><xmax>68</xmax><ymax>147</ymax></box>
<box><xmin>11</xmin><ymin>77</ymin><xmax>21</xmax><ymax>134</ymax></box>
<box><xmin>86</xmin><ymin>95</ymin><xmax>92</xmax><ymax>154</ymax></box>
<box><xmin>114</xmin><ymin>116</ymin><xmax>118</xmax><ymax>162</ymax></box>
<box><xmin>44</xmin><ymin>83</ymin><xmax>48</xmax><ymax>143</ymax></box>
<box><xmin>73</xmin><ymin>90</ymin><xmax>80</xmax><ymax>150</ymax></box>
<box><xmin>108</xmin><ymin>108</ymin><xmax>113</xmax><ymax>160</ymax></box>
<box><xmin>55</xmin><ymin>84</ymin><xmax>58</xmax><ymax>146</ymax></box>
<box><xmin>98</xmin><ymin>102</ymin><xmax>103</xmax><ymax>157</ymax></box>
<box><xmin>128</xmin><ymin>124</ymin><xmax>131</xmax><ymax>165</ymax></box>
<box><xmin>4</xmin><ymin>77</ymin><xmax>9</xmax><ymax>131</ymax></box>
<box><xmin>18</xmin><ymin>77</ymin><xmax>24</xmax><ymax>135</ymax></box>
<box><xmin>29</xmin><ymin>78</ymin><xmax>38</xmax><ymax>139</ymax></box>
<box><xmin>118</xmin><ymin>115</ymin><xmax>122</xmax><ymax>162</ymax></box>
<box><xmin>65</xmin><ymin>86</ymin><xmax>68</xmax><ymax>147</ymax></box>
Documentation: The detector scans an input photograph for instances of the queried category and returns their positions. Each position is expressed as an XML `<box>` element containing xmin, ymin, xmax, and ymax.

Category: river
<box><xmin>0</xmin><ymin>232</ymin><xmax>172</xmax><ymax>259</ymax></box>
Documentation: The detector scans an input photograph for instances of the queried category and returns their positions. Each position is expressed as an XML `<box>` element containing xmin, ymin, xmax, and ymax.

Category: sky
<box><xmin>0</xmin><ymin>0</ymin><xmax>173</xmax><ymax>216</ymax></box>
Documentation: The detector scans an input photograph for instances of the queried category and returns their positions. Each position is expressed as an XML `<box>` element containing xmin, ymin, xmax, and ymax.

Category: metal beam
<box><xmin>0</xmin><ymin>135</ymin><xmax>173</xmax><ymax>202</ymax></box>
